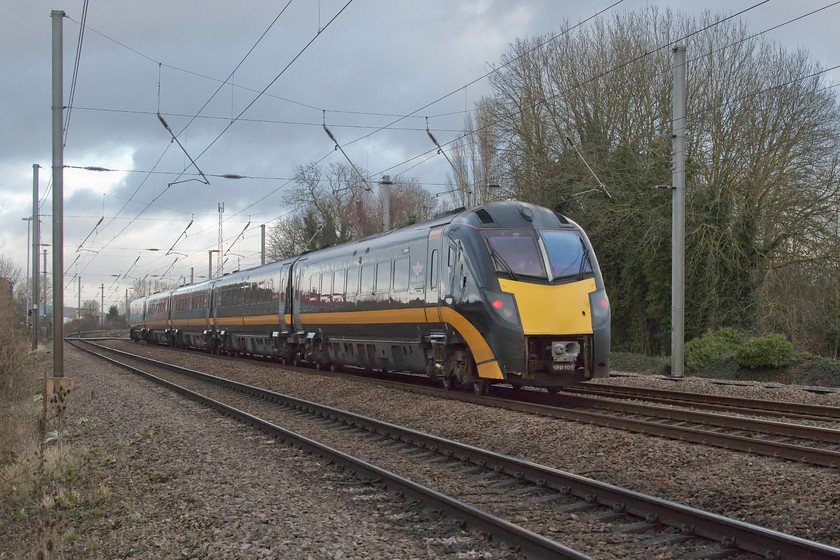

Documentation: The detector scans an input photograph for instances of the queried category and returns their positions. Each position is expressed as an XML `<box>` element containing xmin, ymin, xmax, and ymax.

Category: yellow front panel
<box><xmin>498</xmin><ymin>278</ymin><xmax>596</xmax><ymax>335</ymax></box>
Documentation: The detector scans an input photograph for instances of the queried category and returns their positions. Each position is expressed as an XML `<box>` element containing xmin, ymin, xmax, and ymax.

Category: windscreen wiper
<box><xmin>578</xmin><ymin>237</ymin><xmax>592</xmax><ymax>280</ymax></box>
<box><xmin>490</xmin><ymin>248</ymin><xmax>518</xmax><ymax>281</ymax></box>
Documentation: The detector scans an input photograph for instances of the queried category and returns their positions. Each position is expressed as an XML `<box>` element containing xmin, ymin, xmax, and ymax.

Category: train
<box><xmin>128</xmin><ymin>200</ymin><xmax>610</xmax><ymax>394</ymax></box>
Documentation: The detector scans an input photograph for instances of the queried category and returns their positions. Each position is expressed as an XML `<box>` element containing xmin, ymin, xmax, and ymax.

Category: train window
<box><xmin>321</xmin><ymin>272</ymin><xmax>333</xmax><ymax>297</ymax></box>
<box><xmin>393</xmin><ymin>257</ymin><xmax>409</xmax><ymax>292</ymax></box>
<box><xmin>346</xmin><ymin>267</ymin><xmax>359</xmax><ymax>296</ymax></box>
<box><xmin>309</xmin><ymin>274</ymin><xmax>320</xmax><ymax>296</ymax></box>
<box><xmin>376</xmin><ymin>261</ymin><xmax>391</xmax><ymax>293</ymax></box>
<box><xmin>333</xmin><ymin>270</ymin><xmax>345</xmax><ymax>296</ymax></box>
<box><xmin>360</xmin><ymin>264</ymin><xmax>375</xmax><ymax>294</ymax></box>
<box><xmin>430</xmin><ymin>250</ymin><xmax>438</xmax><ymax>289</ymax></box>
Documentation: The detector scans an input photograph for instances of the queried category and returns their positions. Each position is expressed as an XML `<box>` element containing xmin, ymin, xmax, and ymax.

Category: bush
<box><xmin>684</xmin><ymin>328</ymin><xmax>745</xmax><ymax>373</ymax></box>
<box><xmin>795</xmin><ymin>356</ymin><xmax>840</xmax><ymax>387</ymax></box>
<box><xmin>735</xmin><ymin>333</ymin><xmax>797</xmax><ymax>369</ymax></box>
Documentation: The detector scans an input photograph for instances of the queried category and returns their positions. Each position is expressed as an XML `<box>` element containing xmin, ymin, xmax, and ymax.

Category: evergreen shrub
<box><xmin>684</xmin><ymin>328</ymin><xmax>744</xmax><ymax>372</ymax></box>
<box><xmin>735</xmin><ymin>333</ymin><xmax>796</xmax><ymax>369</ymax></box>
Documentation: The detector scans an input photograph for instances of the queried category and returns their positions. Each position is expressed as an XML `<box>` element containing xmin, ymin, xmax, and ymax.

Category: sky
<box><xmin>1</xmin><ymin>0</ymin><xmax>838</xmax><ymax>312</ymax></box>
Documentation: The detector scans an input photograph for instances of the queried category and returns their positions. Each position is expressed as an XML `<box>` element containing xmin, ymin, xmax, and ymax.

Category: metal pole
<box><xmin>260</xmin><ymin>224</ymin><xmax>266</xmax><ymax>265</ymax></box>
<box><xmin>100</xmin><ymin>284</ymin><xmax>104</xmax><ymax>330</ymax></box>
<box><xmin>125</xmin><ymin>288</ymin><xmax>129</xmax><ymax>321</ymax></box>
<box><xmin>381</xmin><ymin>175</ymin><xmax>392</xmax><ymax>232</ymax></box>
<box><xmin>77</xmin><ymin>276</ymin><xmax>81</xmax><ymax>319</ymax></box>
<box><xmin>51</xmin><ymin>9</ymin><xmax>65</xmax><ymax>377</ymax></box>
<box><xmin>22</xmin><ymin>217</ymin><xmax>31</xmax><ymax>327</ymax></box>
<box><xmin>671</xmin><ymin>45</ymin><xmax>686</xmax><ymax>379</ymax></box>
<box><xmin>32</xmin><ymin>165</ymin><xmax>39</xmax><ymax>350</ymax></box>
<box><xmin>190</xmin><ymin>267</ymin><xmax>194</xmax><ymax>284</ymax></box>
<box><xmin>209</xmin><ymin>251</ymin><xmax>213</xmax><ymax>280</ymax></box>
<box><xmin>43</xmin><ymin>249</ymin><xmax>47</xmax><ymax>328</ymax></box>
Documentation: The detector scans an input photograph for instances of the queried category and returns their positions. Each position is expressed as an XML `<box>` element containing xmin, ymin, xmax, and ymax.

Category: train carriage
<box><xmin>210</xmin><ymin>259</ymin><xmax>295</xmax><ymax>358</ymax></box>
<box><xmin>291</xmin><ymin>221</ymin><xmax>437</xmax><ymax>373</ymax></box>
<box><xmin>139</xmin><ymin>291</ymin><xmax>172</xmax><ymax>344</ymax></box>
<box><xmin>169</xmin><ymin>282</ymin><xmax>214</xmax><ymax>349</ymax></box>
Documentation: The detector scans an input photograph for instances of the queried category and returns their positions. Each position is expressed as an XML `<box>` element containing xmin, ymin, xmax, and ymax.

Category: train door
<box><xmin>443</xmin><ymin>237</ymin><xmax>459</xmax><ymax>306</ymax></box>
<box><xmin>291</xmin><ymin>260</ymin><xmax>306</xmax><ymax>333</ymax></box>
<box><xmin>425</xmin><ymin>228</ymin><xmax>444</xmax><ymax>323</ymax></box>
<box><xmin>209</xmin><ymin>283</ymin><xmax>217</xmax><ymax>332</ymax></box>
<box><xmin>278</xmin><ymin>263</ymin><xmax>291</xmax><ymax>331</ymax></box>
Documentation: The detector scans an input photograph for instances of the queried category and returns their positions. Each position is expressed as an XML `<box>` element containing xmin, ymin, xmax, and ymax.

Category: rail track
<box><xmin>70</xmin><ymin>339</ymin><xmax>840</xmax><ymax>560</ymax></box>
<box><xmin>96</xmin><ymin>338</ymin><xmax>840</xmax><ymax>469</ymax></box>
<box><xmin>559</xmin><ymin>383</ymin><xmax>840</xmax><ymax>422</ymax></box>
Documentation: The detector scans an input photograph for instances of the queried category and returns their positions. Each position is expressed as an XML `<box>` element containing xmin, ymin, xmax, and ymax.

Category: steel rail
<box><xmin>72</xmin><ymin>340</ymin><xmax>840</xmax><ymax>560</ymax></box>
<box><xmin>561</xmin><ymin>384</ymin><xmax>840</xmax><ymax>421</ymax></box>
<box><xmin>68</xmin><ymin>339</ymin><xmax>593</xmax><ymax>560</ymax></box>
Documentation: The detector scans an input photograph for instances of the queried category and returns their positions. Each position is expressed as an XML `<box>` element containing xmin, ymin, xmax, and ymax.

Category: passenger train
<box><xmin>129</xmin><ymin>201</ymin><xmax>610</xmax><ymax>394</ymax></box>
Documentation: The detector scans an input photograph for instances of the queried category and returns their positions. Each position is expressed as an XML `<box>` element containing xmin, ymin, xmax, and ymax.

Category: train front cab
<box><xmin>446</xmin><ymin>203</ymin><xmax>610</xmax><ymax>392</ymax></box>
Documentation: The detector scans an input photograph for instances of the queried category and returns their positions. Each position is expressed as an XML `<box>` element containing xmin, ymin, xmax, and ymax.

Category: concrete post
<box><xmin>671</xmin><ymin>45</ymin><xmax>687</xmax><ymax>379</ymax></box>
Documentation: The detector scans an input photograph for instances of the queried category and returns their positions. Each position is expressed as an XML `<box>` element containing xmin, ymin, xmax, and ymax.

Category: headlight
<box><xmin>484</xmin><ymin>289</ymin><xmax>521</xmax><ymax>327</ymax></box>
<box><xmin>588</xmin><ymin>290</ymin><xmax>610</xmax><ymax>329</ymax></box>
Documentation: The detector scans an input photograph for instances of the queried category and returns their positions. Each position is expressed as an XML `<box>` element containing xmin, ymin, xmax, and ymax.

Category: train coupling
<box><xmin>551</xmin><ymin>341</ymin><xmax>580</xmax><ymax>372</ymax></box>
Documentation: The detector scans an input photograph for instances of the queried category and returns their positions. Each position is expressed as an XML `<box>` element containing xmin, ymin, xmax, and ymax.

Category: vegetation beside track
<box><xmin>0</xmin><ymin>298</ymin><xmax>93</xmax><ymax>558</ymax></box>
<box><xmin>612</xmin><ymin>328</ymin><xmax>840</xmax><ymax>388</ymax></box>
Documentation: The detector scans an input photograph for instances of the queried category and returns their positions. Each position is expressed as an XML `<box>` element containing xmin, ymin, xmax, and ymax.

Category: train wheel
<box><xmin>329</xmin><ymin>363</ymin><xmax>342</xmax><ymax>373</ymax></box>
<box><xmin>441</xmin><ymin>374</ymin><xmax>455</xmax><ymax>391</ymax></box>
<box><xmin>547</xmin><ymin>386</ymin><xmax>562</xmax><ymax>394</ymax></box>
<box><xmin>472</xmin><ymin>380</ymin><xmax>489</xmax><ymax>396</ymax></box>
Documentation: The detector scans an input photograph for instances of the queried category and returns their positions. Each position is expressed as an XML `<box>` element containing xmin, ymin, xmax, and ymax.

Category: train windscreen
<box><xmin>540</xmin><ymin>229</ymin><xmax>592</xmax><ymax>280</ymax></box>
<box><xmin>483</xmin><ymin>230</ymin><xmax>547</xmax><ymax>279</ymax></box>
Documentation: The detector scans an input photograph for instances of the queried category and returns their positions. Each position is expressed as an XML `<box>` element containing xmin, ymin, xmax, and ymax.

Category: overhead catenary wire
<box><xmin>63</xmin><ymin>0</ymin><xmax>89</xmax><ymax>148</ymax></box>
<box><xmin>165</xmin><ymin>217</ymin><xmax>194</xmax><ymax>256</ymax></box>
<box><xmin>323</xmin><ymin>112</ymin><xmax>373</xmax><ymax>191</ymax></box>
<box><xmin>70</xmin><ymin>106</ymin><xmax>463</xmax><ymax>132</ymax></box>
<box><xmin>69</xmin><ymin>1</ymin><xmax>299</xmax><ymax>277</ymax></box>
<box><xmin>80</xmin><ymin>0</ymin><xmax>354</xmax><ymax>280</ymax></box>
<box><xmin>367</xmin><ymin>0</ymin><xmax>815</xmax><ymax>182</ymax></box>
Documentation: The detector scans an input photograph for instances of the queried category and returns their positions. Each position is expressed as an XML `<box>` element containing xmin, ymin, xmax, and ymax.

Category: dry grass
<box><xmin>0</xmin><ymin>297</ymin><xmax>38</xmax><ymax>505</ymax></box>
<box><xmin>0</xmin><ymin>297</ymin><xmax>80</xmax><ymax>558</ymax></box>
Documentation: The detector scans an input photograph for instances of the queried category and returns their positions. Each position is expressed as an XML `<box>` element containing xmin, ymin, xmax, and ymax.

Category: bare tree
<box><xmin>445</xmin><ymin>100</ymin><xmax>505</xmax><ymax>209</ymax></box>
<box><xmin>267</xmin><ymin>163</ymin><xmax>437</xmax><ymax>259</ymax></box>
<box><xmin>81</xmin><ymin>299</ymin><xmax>99</xmax><ymax>318</ymax></box>
<box><xmin>0</xmin><ymin>255</ymin><xmax>21</xmax><ymax>284</ymax></box>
